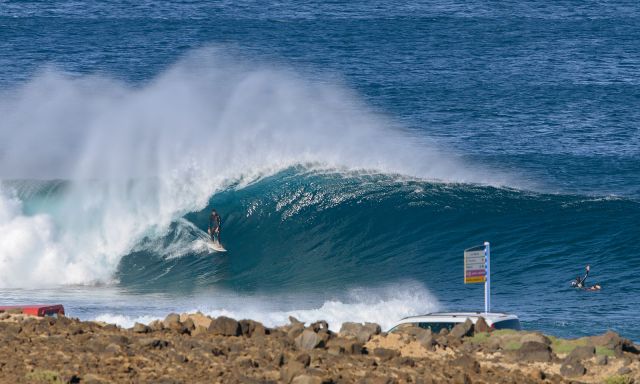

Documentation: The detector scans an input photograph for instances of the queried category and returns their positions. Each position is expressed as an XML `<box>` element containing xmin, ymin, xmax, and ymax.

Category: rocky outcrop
<box><xmin>180</xmin><ymin>312</ymin><xmax>212</xmax><ymax>329</ymax></box>
<box><xmin>0</xmin><ymin>313</ymin><xmax>638</xmax><ymax>383</ymax></box>
<box><xmin>567</xmin><ymin>345</ymin><xmax>595</xmax><ymax>361</ymax></box>
<box><xmin>450</xmin><ymin>318</ymin><xmax>474</xmax><ymax>339</ymax></box>
<box><xmin>163</xmin><ymin>313</ymin><xmax>181</xmax><ymax>329</ymax></box>
<box><xmin>131</xmin><ymin>322</ymin><xmax>150</xmax><ymax>333</ymax></box>
<box><xmin>339</xmin><ymin>322</ymin><xmax>381</xmax><ymax>343</ymax></box>
<box><xmin>514</xmin><ymin>341</ymin><xmax>555</xmax><ymax>363</ymax></box>
<box><xmin>239</xmin><ymin>319</ymin><xmax>267</xmax><ymax>337</ymax></box>
<box><xmin>560</xmin><ymin>359</ymin><xmax>586</xmax><ymax>377</ymax></box>
<box><xmin>295</xmin><ymin>329</ymin><xmax>327</xmax><ymax>350</ymax></box>
<box><xmin>373</xmin><ymin>347</ymin><xmax>400</xmax><ymax>361</ymax></box>
<box><xmin>208</xmin><ymin>316</ymin><xmax>241</xmax><ymax>336</ymax></box>
<box><xmin>475</xmin><ymin>317</ymin><xmax>491</xmax><ymax>333</ymax></box>
<box><xmin>593</xmin><ymin>331</ymin><xmax>639</xmax><ymax>356</ymax></box>
<box><xmin>451</xmin><ymin>354</ymin><xmax>480</xmax><ymax>374</ymax></box>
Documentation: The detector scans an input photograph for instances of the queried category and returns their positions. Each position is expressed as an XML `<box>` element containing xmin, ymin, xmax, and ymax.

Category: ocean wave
<box><xmin>0</xmin><ymin>49</ymin><xmax>507</xmax><ymax>288</ymax></box>
<box><xmin>2</xmin><ymin>167</ymin><xmax>639</xmax><ymax>290</ymax></box>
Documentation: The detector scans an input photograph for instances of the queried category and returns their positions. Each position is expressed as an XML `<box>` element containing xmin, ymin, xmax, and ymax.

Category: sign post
<box><xmin>484</xmin><ymin>241</ymin><xmax>490</xmax><ymax>314</ymax></box>
<box><xmin>464</xmin><ymin>242</ymin><xmax>491</xmax><ymax>314</ymax></box>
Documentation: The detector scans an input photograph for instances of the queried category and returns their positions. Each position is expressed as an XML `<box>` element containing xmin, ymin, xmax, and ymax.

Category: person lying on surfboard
<box><xmin>571</xmin><ymin>265</ymin><xmax>590</xmax><ymax>288</ymax></box>
<box><xmin>208</xmin><ymin>209</ymin><xmax>221</xmax><ymax>243</ymax></box>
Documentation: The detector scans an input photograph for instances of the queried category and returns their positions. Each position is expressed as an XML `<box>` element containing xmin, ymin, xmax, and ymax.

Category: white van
<box><xmin>388</xmin><ymin>312</ymin><xmax>521</xmax><ymax>333</ymax></box>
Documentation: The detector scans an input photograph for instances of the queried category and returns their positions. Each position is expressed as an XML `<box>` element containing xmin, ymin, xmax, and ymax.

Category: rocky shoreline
<box><xmin>0</xmin><ymin>311</ymin><xmax>638</xmax><ymax>383</ymax></box>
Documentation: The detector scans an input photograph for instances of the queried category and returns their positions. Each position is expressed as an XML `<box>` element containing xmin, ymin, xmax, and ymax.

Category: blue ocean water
<box><xmin>0</xmin><ymin>1</ymin><xmax>638</xmax><ymax>340</ymax></box>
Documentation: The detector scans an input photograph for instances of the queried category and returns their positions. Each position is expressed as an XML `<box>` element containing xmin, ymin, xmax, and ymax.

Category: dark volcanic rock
<box><xmin>239</xmin><ymin>319</ymin><xmax>267</xmax><ymax>337</ymax></box>
<box><xmin>590</xmin><ymin>330</ymin><xmax>621</xmax><ymax>347</ymax></box>
<box><xmin>132</xmin><ymin>322</ymin><xmax>150</xmax><ymax>333</ymax></box>
<box><xmin>295</xmin><ymin>353</ymin><xmax>311</xmax><ymax>367</ymax></box>
<box><xmin>589</xmin><ymin>330</ymin><xmax>634</xmax><ymax>356</ymax></box>
<box><xmin>139</xmin><ymin>338</ymin><xmax>169</xmax><ymax>349</ymax></box>
<box><xmin>288</xmin><ymin>322</ymin><xmax>306</xmax><ymax>340</ymax></box>
<box><xmin>394</xmin><ymin>327</ymin><xmax>437</xmax><ymax>351</ymax></box>
<box><xmin>181</xmin><ymin>318</ymin><xmax>195</xmax><ymax>331</ymax></box>
<box><xmin>191</xmin><ymin>325</ymin><xmax>208</xmax><ymax>337</ymax></box>
<box><xmin>451</xmin><ymin>354</ymin><xmax>480</xmax><ymax>374</ymax></box>
<box><xmin>394</xmin><ymin>356</ymin><xmax>416</xmax><ymax>367</ymax></box>
<box><xmin>618</xmin><ymin>367</ymin><xmax>632</xmax><ymax>375</ymax></box>
<box><xmin>289</xmin><ymin>316</ymin><xmax>303</xmax><ymax>325</ymax></box>
<box><xmin>515</xmin><ymin>341</ymin><xmax>554</xmax><ymax>363</ymax></box>
<box><xmin>295</xmin><ymin>329</ymin><xmax>327</xmax><ymax>350</ymax></box>
<box><xmin>309</xmin><ymin>320</ymin><xmax>329</xmax><ymax>333</ymax></box>
<box><xmin>148</xmin><ymin>319</ymin><xmax>164</xmax><ymax>331</ymax></box>
<box><xmin>446</xmin><ymin>334</ymin><xmax>464</xmax><ymax>349</ymax></box>
<box><xmin>560</xmin><ymin>359</ymin><xmax>586</xmax><ymax>377</ymax></box>
<box><xmin>519</xmin><ymin>332</ymin><xmax>552</xmax><ymax>346</ymax></box>
<box><xmin>209</xmin><ymin>316</ymin><xmax>241</xmax><ymax>336</ymax></box>
<box><xmin>450</xmin><ymin>319</ymin><xmax>474</xmax><ymax>339</ymax></box>
<box><xmin>326</xmin><ymin>337</ymin><xmax>364</xmax><ymax>355</ymax></box>
<box><xmin>474</xmin><ymin>317</ymin><xmax>491</xmax><ymax>333</ymax></box>
<box><xmin>436</xmin><ymin>335</ymin><xmax>449</xmax><ymax>348</ymax></box>
<box><xmin>339</xmin><ymin>322</ymin><xmax>381</xmax><ymax>344</ymax></box>
<box><xmin>163</xmin><ymin>313</ymin><xmax>181</xmax><ymax>329</ymax></box>
<box><xmin>567</xmin><ymin>345</ymin><xmax>595</xmax><ymax>361</ymax></box>
<box><xmin>281</xmin><ymin>360</ymin><xmax>306</xmax><ymax>383</ymax></box>
<box><xmin>373</xmin><ymin>348</ymin><xmax>400</xmax><ymax>361</ymax></box>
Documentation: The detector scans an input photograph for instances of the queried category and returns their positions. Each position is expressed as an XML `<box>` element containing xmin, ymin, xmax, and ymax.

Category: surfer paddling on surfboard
<box><xmin>208</xmin><ymin>209</ymin><xmax>222</xmax><ymax>244</ymax></box>
<box><xmin>571</xmin><ymin>264</ymin><xmax>590</xmax><ymax>288</ymax></box>
<box><xmin>571</xmin><ymin>265</ymin><xmax>601</xmax><ymax>291</ymax></box>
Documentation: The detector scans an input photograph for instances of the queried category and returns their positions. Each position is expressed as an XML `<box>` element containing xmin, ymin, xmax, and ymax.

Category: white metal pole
<box><xmin>484</xmin><ymin>241</ymin><xmax>490</xmax><ymax>314</ymax></box>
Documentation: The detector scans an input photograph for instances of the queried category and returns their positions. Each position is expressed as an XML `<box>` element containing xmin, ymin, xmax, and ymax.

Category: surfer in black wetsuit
<box><xmin>572</xmin><ymin>265</ymin><xmax>590</xmax><ymax>288</ymax></box>
<box><xmin>209</xmin><ymin>209</ymin><xmax>221</xmax><ymax>243</ymax></box>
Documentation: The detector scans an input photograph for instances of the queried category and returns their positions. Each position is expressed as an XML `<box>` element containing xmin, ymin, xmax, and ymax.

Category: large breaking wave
<box><xmin>0</xmin><ymin>49</ymin><xmax>506</xmax><ymax>288</ymax></box>
<box><xmin>2</xmin><ymin>168</ymin><xmax>638</xmax><ymax>293</ymax></box>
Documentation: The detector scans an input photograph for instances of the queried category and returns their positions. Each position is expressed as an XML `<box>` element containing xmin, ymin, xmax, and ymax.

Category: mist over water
<box><xmin>0</xmin><ymin>50</ymin><xmax>483</xmax><ymax>181</ymax></box>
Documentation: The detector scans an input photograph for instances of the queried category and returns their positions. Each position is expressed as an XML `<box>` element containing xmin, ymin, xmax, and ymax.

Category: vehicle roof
<box><xmin>395</xmin><ymin>312</ymin><xmax>519</xmax><ymax>324</ymax></box>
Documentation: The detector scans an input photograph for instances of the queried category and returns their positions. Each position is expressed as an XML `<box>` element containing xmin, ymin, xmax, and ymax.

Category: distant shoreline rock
<box><xmin>0</xmin><ymin>311</ymin><xmax>638</xmax><ymax>383</ymax></box>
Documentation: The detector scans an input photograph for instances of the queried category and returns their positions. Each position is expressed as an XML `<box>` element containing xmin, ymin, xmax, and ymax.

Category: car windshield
<box><xmin>492</xmin><ymin>319</ymin><xmax>521</xmax><ymax>330</ymax></box>
<box><xmin>417</xmin><ymin>322</ymin><xmax>456</xmax><ymax>333</ymax></box>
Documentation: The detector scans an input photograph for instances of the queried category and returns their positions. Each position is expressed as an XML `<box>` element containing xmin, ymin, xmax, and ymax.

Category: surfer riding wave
<box><xmin>208</xmin><ymin>209</ymin><xmax>221</xmax><ymax>243</ymax></box>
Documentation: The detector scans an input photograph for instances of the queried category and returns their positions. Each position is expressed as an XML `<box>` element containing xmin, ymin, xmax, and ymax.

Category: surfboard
<box><xmin>570</xmin><ymin>282</ymin><xmax>601</xmax><ymax>291</ymax></box>
<box><xmin>569</xmin><ymin>280</ymin><xmax>602</xmax><ymax>291</ymax></box>
<box><xmin>210</xmin><ymin>240</ymin><xmax>227</xmax><ymax>252</ymax></box>
<box><xmin>581</xmin><ymin>285</ymin><xmax>601</xmax><ymax>291</ymax></box>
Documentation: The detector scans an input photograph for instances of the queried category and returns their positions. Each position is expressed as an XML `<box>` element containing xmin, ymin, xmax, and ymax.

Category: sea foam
<box><xmin>93</xmin><ymin>281</ymin><xmax>440</xmax><ymax>332</ymax></box>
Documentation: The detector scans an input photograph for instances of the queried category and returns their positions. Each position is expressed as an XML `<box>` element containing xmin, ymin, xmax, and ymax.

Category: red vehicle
<box><xmin>0</xmin><ymin>305</ymin><xmax>65</xmax><ymax>317</ymax></box>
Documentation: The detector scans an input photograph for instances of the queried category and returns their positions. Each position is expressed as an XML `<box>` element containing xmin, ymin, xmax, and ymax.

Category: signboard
<box><xmin>464</xmin><ymin>248</ymin><xmax>486</xmax><ymax>284</ymax></box>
